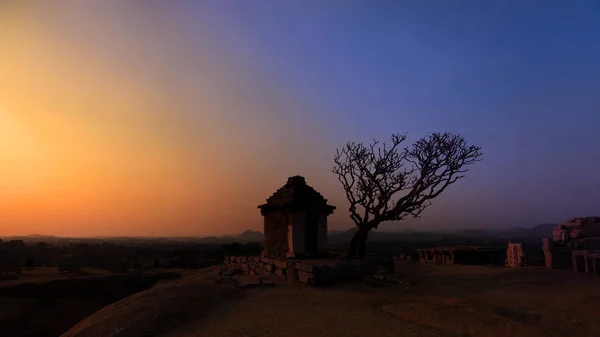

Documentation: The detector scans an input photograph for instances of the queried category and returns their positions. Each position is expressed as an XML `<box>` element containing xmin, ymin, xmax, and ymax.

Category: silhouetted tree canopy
<box><xmin>333</xmin><ymin>132</ymin><xmax>482</xmax><ymax>260</ymax></box>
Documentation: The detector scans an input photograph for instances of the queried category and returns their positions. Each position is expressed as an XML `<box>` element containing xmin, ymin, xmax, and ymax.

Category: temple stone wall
<box><xmin>263</xmin><ymin>211</ymin><xmax>289</xmax><ymax>257</ymax></box>
<box><xmin>258</xmin><ymin>176</ymin><xmax>336</xmax><ymax>257</ymax></box>
<box><xmin>318</xmin><ymin>215</ymin><xmax>328</xmax><ymax>252</ymax></box>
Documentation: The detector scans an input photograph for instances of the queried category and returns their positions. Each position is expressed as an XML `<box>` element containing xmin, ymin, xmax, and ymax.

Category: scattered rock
<box><xmin>370</xmin><ymin>274</ymin><xmax>414</xmax><ymax>285</ymax></box>
<box><xmin>385</xmin><ymin>275</ymin><xmax>399</xmax><ymax>283</ymax></box>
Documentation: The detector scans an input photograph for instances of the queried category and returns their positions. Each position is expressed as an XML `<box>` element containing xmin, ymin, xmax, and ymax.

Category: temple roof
<box><xmin>258</xmin><ymin>176</ymin><xmax>336</xmax><ymax>214</ymax></box>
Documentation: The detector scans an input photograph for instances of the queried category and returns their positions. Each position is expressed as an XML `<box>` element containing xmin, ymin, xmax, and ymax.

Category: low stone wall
<box><xmin>223</xmin><ymin>255</ymin><xmax>391</xmax><ymax>285</ymax></box>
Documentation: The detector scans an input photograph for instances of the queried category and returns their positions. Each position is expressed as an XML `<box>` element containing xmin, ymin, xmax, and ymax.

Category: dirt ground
<box><xmin>62</xmin><ymin>263</ymin><xmax>600</xmax><ymax>337</ymax></box>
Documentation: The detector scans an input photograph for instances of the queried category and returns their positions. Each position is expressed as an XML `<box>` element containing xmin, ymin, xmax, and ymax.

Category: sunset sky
<box><xmin>1</xmin><ymin>1</ymin><xmax>599</xmax><ymax>237</ymax></box>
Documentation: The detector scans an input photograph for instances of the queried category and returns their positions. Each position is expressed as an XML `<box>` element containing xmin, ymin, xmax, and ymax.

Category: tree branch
<box><xmin>332</xmin><ymin>132</ymin><xmax>482</xmax><ymax>227</ymax></box>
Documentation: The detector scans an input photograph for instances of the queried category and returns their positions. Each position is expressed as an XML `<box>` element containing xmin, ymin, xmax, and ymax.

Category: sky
<box><xmin>0</xmin><ymin>1</ymin><xmax>599</xmax><ymax>237</ymax></box>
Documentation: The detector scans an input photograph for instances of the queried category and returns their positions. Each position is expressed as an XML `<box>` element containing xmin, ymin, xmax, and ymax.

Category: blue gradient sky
<box><xmin>0</xmin><ymin>1</ymin><xmax>599</xmax><ymax>236</ymax></box>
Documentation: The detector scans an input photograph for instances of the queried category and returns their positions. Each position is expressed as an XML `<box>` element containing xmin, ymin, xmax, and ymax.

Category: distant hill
<box><xmin>326</xmin><ymin>223</ymin><xmax>557</xmax><ymax>245</ymax></box>
<box><xmin>0</xmin><ymin>234</ymin><xmax>60</xmax><ymax>241</ymax></box>
<box><xmin>327</xmin><ymin>228</ymin><xmax>447</xmax><ymax>245</ymax></box>
<box><xmin>495</xmin><ymin>223</ymin><xmax>555</xmax><ymax>239</ymax></box>
<box><xmin>234</xmin><ymin>230</ymin><xmax>264</xmax><ymax>243</ymax></box>
<box><xmin>4</xmin><ymin>224</ymin><xmax>556</xmax><ymax>246</ymax></box>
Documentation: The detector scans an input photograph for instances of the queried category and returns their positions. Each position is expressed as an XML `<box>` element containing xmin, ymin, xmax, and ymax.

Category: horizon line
<box><xmin>0</xmin><ymin>223</ymin><xmax>559</xmax><ymax>239</ymax></box>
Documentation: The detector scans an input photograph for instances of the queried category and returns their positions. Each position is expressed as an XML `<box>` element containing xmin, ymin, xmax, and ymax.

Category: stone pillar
<box><xmin>593</xmin><ymin>258</ymin><xmax>600</xmax><ymax>276</ymax></box>
<box><xmin>586</xmin><ymin>256</ymin><xmax>593</xmax><ymax>273</ymax></box>
<box><xmin>287</xmin><ymin>224</ymin><xmax>294</xmax><ymax>254</ymax></box>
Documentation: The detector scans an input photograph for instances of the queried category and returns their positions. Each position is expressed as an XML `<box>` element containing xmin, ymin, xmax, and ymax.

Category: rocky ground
<box><xmin>59</xmin><ymin>263</ymin><xmax>600</xmax><ymax>337</ymax></box>
<box><xmin>0</xmin><ymin>269</ymin><xmax>181</xmax><ymax>337</ymax></box>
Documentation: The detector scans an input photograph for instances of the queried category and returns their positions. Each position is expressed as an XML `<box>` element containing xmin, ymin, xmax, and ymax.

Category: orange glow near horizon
<box><xmin>0</xmin><ymin>3</ymin><xmax>343</xmax><ymax>237</ymax></box>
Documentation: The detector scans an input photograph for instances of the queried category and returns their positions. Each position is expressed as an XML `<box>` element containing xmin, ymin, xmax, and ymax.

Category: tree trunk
<box><xmin>347</xmin><ymin>225</ymin><xmax>372</xmax><ymax>261</ymax></box>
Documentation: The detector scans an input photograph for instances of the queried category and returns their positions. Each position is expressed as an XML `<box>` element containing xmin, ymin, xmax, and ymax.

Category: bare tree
<box><xmin>332</xmin><ymin>132</ymin><xmax>482</xmax><ymax>260</ymax></box>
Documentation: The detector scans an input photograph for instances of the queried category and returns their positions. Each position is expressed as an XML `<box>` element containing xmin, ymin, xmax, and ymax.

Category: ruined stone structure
<box><xmin>552</xmin><ymin>217</ymin><xmax>600</xmax><ymax>249</ymax></box>
<box><xmin>258</xmin><ymin>176</ymin><xmax>335</xmax><ymax>258</ymax></box>
<box><xmin>542</xmin><ymin>238</ymin><xmax>573</xmax><ymax>269</ymax></box>
<box><xmin>543</xmin><ymin>217</ymin><xmax>600</xmax><ymax>274</ymax></box>
<box><xmin>222</xmin><ymin>255</ymin><xmax>393</xmax><ymax>285</ymax></box>
<box><xmin>506</xmin><ymin>242</ymin><xmax>526</xmax><ymax>268</ymax></box>
<box><xmin>572</xmin><ymin>250</ymin><xmax>600</xmax><ymax>275</ymax></box>
<box><xmin>417</xmin><ymin>246</ymin><xmax>506</xmax><ymax>265</ymax></box>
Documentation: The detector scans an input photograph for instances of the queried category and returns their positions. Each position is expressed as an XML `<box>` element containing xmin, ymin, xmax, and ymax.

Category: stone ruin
<box><xmin>221</xmin><ymin>254</ymin><xmax>405</xmax><ymax>286</ymax></box>
<box><xmin>258</xmin><ymin>175</ymin><xmax>335</xmax><ymax>259</ymax></box>
<box><xmin>552</xmin><ymin>217</ymin><xmax>600</xmax><ymax>249</ymax></box>
<box><xmin>506</xmin><ymin>242</ymin><xmax>526</xmax><ymax>268</ymax></box>
<box><xmin>220</xmin><ymin>175</ymin><xmax>407</xmax><ymax>285</ymax></box>
<box><xmin>543</xmin><ymin>217</ymin><xmax>600</xmax><ymax>275</ymax></box>
<box><xmin>417</xmin><ymin>246</ymin><xmax>506</xmax><ymax>265</ymax></box>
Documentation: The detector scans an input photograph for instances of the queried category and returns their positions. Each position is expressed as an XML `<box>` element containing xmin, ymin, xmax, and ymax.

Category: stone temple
<box><xmin>258</xmin><ymin>176</ymin><xmax>335</xmax><ymax>259</ymax></box>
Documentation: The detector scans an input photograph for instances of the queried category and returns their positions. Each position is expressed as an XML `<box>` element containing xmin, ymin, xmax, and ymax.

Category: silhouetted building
<box><xmin>543</xmin><ymin>217</ymin><xmax>600</xmax><ymax>274</ymax></box>
<box><xmin>258</xmin><ymin>176</ymin><xmax>335</xmax><ymax>258</ymax></box>
<box><xmin>418</xmin><ymin>246</ymin><xmax>506</xmax><ymax>265</ymax></box>
<box><xmin>552</xmin><ymin>217</ymin><xmax>600</xmax><ymax>248</ymax></box>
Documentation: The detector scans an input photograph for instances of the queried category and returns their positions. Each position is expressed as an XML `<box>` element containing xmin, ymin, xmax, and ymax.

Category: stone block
<box><xmin>257</xmin><ymin>262</ymin><xmax>265</xmax><ymax>269</ymax></box>
<box><xmin>265</xmin><ymin>264</ymin><xmax>274</xmax><ymax>272</ymax></box>
<box><xmin>298</xmin><ymin>271</ymin><xmax>315</xmax><ymax>284</ymax></box>
<box><xmin>261</xmin><ymin>257</ymin><xmax>274</xmax><ymax>265</ymax></box>
<box><xmin>275</xmin><ymin>267</ymin><xmax>287</xmax><ymax>277</ymax></box>
<box><xmin>237</xmin><ymin>256</ymin><xmax>247</xmax><ymax>263</ymax></box>
<box><xmin>297</xmin><ymin>263</ymin><xmax>318</xmax><ymax>273</ymax></box>
<box><xmin>385</xmin><ymin>275</ymin><xmax>399</xmax><ymax>283</ymax></box>
<box><xmin>274</xmin><ymin>259</ymin><xmax>288</xmax><ymax>268</ymax></box>
<box><xmin>373</xmin><ymin>274</ymin><xmax>386</xmax><ymax>281</ymax></box>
